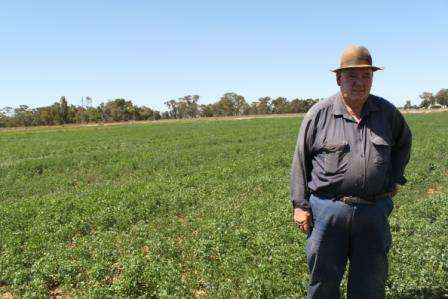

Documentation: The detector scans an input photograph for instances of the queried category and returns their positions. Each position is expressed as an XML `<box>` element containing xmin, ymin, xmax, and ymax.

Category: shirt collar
<box><xmin>361</xmin><ymin>94</ymin><xmax>380</xmax><ymax>116</ymax></box>
<box><xmin>332</xmin><ymin>92</ymin><xmax>348</xmax><ymax>116</ymax></box>
<box><xmin>333</xmin><ymin>92</ymin><xmax>379</xmax><ymax>119</ymax></box>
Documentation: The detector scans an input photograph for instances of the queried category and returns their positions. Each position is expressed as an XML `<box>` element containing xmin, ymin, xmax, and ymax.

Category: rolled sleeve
<box><xmin>391</xmin><ymin>110</ymin><xmax>412</xmax><ymax>185</ymax></box>
<box><xmin>290</xmin><ymin>113</ymin><xmax>316</xmax><ymax>210</ymax></box>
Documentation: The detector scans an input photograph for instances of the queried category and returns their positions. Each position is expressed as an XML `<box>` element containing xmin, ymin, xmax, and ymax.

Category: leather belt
<box><xmin>312</xmin><ymin>192</ymin><xmax>388</xmax><ymax>205</ymax></box>
<box><xmin>338</xmin><ymin>196</ymin><xmax>375</xmax><ymax>205</ymax></box>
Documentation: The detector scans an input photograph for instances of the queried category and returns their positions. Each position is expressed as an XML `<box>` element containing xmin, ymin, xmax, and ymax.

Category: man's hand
<box><xmin>294</xmin><ymin>208</ymin><xmax>313</xmax><ymax>234</ymax></box>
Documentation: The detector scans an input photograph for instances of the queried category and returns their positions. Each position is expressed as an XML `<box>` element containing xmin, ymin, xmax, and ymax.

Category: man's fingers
<box><xmin>295</xmin><ymin>220</ymin><xmax>308</xmax><ymax>227</ymax></box>
<box><xmin>301</xmin><ymin>223</ymin><xmax>311</xmax><ymax>234</ymax></box>
<box><xmin>293</xmin><ymin>209</ymin><xmax>313</xmax><ymax>233</ymax></box>
<box><xmin>295</xmin><ymin>220</ymin><xmax>312</xmax><ymax>234</ymax></box>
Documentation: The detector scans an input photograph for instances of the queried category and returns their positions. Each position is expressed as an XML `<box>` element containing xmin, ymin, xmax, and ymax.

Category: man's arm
<box><xmin>290</xmin><ymin>114</ymin><xmax>315</xmax><ymax>210</ymax></box>
<box><xmin>291</xmin><ymin>113</ymin><xmax>316</xmax><ymax>233</ymax></box>
<box><xmin>390</xmin><ymin>109</ymin><xmax>412</xmax><ymax>186</ymax></box>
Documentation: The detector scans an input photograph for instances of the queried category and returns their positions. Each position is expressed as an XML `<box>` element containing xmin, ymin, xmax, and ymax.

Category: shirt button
<box><xmin>360</xmin><ymin>154</ymin><xmax>364</xmax><ymax>158</ymax></box>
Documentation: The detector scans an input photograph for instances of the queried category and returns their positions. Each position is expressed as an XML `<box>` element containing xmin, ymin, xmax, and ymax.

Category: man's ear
<box><xmin>336</xmin><ymin>71</ymin><xmax>342</xmax><ymax>86</ymax></box>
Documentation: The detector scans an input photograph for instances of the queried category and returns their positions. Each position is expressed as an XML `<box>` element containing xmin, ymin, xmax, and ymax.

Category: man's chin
<box><xmin>349</xmin><ymin>93</ymin><xmax>368</xmax><ymax>102</ymax></box>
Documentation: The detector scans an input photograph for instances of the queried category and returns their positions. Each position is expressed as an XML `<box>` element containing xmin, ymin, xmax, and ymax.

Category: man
<box><xmin>290</xmin><ymin>45</ymin><xmax>412</xmax><ymax>299</ymax></box>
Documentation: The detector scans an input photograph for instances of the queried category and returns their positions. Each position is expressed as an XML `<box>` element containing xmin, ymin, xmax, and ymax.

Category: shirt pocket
<box><xmin>322</xmin><ymin>141</ymin><xmax>349</xmax><ymax>175</ymax></box>
<box><xmin>370</xmin><ymin>134</ymin><xmax>392</xmax><ymax>166</ymax></box>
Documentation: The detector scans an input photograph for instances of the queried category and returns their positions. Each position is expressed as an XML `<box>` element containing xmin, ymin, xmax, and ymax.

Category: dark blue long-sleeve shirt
<box><xmin>290</xmin><ymin>92</ymin><xmax>412</xmax><ymax>210</ymax></box>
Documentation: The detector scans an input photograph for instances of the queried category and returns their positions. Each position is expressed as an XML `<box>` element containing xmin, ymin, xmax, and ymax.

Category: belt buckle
<box><xmin>341</xmin><ymin>196</ymin><xmax>357</xmax><ymax>204</ymax></box>
<box><xmin>341</xmin><ymin>196</ymin><xmax>373</xmax><ymax>205</ymax></box>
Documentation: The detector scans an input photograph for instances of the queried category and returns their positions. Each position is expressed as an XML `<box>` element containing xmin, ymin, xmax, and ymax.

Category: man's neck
<box><xmin>341</xmin><ymin>95</ymin><xmax>369</xmax><ymax>123</ymax></box>
<box><xmin>345</xmin><ymin>103</ymin><xmax>362</xmax><ymax>118</ymax></box>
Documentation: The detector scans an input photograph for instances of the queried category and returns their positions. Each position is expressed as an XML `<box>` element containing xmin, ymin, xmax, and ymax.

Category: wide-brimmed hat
<box><xmin>331</xmin><ymin>45</ymin><xmax>384</xmax><ymax>72</ymax></box>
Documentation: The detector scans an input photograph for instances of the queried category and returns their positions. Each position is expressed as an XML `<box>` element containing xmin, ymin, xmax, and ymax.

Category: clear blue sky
<box><xmin>1</xmin><ymin>0</ymin><xmax>447</xmax><ymax>111</ymax></box>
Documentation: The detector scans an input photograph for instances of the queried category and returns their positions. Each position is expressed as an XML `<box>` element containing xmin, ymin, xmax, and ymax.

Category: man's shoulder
<box><xmin>369</xmin><ymin>94</ymin><xmax>402</xmax><ymax>117</ymax></box>
<box><xmin>305</xmin><ymin>93</ymin><xmax>338</xmax><ymax>118</ymax></box>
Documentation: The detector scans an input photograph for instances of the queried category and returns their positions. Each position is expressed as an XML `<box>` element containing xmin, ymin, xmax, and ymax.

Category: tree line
<box><xmin>164</xmin><ymin>93</ymin><xmax>319</xmax><ymax>119</ymax></box>
<box><xmin>0</xmin><ymin>97</ymin><xmax>160</xmax><ymax>128</ymax></box>
<box><xmin>0</xmin><ymin>93</ymin><xmax>319</xmax><ymax>128</ymax></box>
<box><xmin>1</xmin><ymin>88</ymin><xmax>446</xmax><ymax>128</ymax></box>
<box><xmin>404</xmin><ymin>88</ymin><xmax>448</xmax><ymax>109</ymax></box>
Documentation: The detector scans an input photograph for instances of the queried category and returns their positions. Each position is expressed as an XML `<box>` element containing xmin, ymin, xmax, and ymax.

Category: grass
<box><xmin>0</xmin><ymin>112</ymin><xmax>447</xmax><ymax>298</ymax></box>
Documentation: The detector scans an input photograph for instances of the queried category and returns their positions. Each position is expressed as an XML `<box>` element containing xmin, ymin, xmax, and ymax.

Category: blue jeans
<box><xmin>306</xmin><ymin>194</ymin><xmax>393</xmax><ymax>299</ymax></box>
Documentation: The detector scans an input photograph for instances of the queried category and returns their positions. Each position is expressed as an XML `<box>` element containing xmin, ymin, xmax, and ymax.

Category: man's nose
<box><xmin>352</xmin><ymin>78</ymin><xmax>364</xmax><ymax>86</ymax></box>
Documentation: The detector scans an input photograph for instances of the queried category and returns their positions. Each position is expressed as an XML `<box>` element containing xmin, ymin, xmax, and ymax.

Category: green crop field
<box><xmin>1</xmin><ymin>112</ymin><xmax>447</xmax><ymax>298</ymax></box>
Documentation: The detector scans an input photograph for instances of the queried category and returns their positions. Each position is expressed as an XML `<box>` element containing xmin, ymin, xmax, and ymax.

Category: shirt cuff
<box><xmin>393</xmin><ymin>175</ymin><xmax>407</xmax><ymax>185</ymax></box>
<box><xmin>292</xmin><ymin>199</ymin><xmax>311</xmax><ymax>210</ymax></box>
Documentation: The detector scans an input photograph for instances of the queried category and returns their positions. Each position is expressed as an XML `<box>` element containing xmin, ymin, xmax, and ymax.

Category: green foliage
<box><xmin>0</xmin><ymin>97</ymin><xmax>161</xmax><ymax>128</ymax></box>
<box><xmin>0</xmin><ymin>112</ymin><xmax>447</xmax><ymax>297</ymax></box>
<box><xmin>0</xmin><ymin>93</ymin><xmax>319</xmax><ymax>128</ymax></box>
<box><xmin>435</xmin><ymin>89</ymin><xmax>448</xmax><ymax>106</ymax></box>
<box><xmin>164</xmin><ymin>93</ymin><xmax>319</xmax><ymax>119</ymax></box>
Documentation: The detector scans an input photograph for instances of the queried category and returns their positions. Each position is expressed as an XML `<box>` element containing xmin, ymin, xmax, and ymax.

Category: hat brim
<box><xmin>331</xmin><ymin>65</ymin><xmax>384</xmax><ymax>72</ymax></box>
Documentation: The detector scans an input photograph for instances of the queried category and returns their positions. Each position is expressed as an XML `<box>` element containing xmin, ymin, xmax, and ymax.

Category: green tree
<box><xmin>303</xmin><ymin>98</ymin><xmax>318</xmax><ymax>111</ymax></box>
<box><xmin>256</xmin><ymin>97</ymin><xmax>272</xmax><ymax>115</ymax></box>
<box><xmin>214</xmin><ymin>93</ymin><xmax>246</xmax><ymax>116</ymax></box>
<box><xmin>216</xmin><ymin>94</ymin><xmax>234</xmax><ymax>116</ymax></box>
<box><xmin>161</xmin><ymin>111</ymin><xmax>170</xmax><ymax>119</ymax></box>
<box><xmin>271</xmin><ymin>97</ymin><xmax>289</xmax><ymax>114</ymax></box>
<box><xmin>241</xmin><ymin>102</ymin><xmax>251</xmax><ymax>115</ymax></box>
<box><xmin>199</xmin><ymin>104</ymin><xmax>215</xmax><ymax>117</ymax></box>
<box><xmin>229</xmin><ymin>93</ymin><xmax>246</xmax><ymax>116</ymax></box>
<box><xmin>289</xmin><ymin>98</ymin><xmax>303</xmax><ymax>113</ymax></box>
<box><xmin>60</xmin><ymin>96</ymin><xmax>69</xmax><ymax>124</ymax></box>
<box><xmin>249</xmin><ymin>101</ymin><xmax>258</xmax><ymax>115</ymax></box>
<box><xmin>182</xmin><ymin>95</ymin><xmax>200</xmax><ymax>118</ymax></box>
<box><xmin>403</xmin><ymin>100</ymin><xmax>412</xmax><ymax>110</ymax></box>
<box><xmin>14</xmin><ymin>105</ymin><xmax>33</xmax><ymax>126</ymax></box>
<box><xmin>138</xmin><ymin>106</ymin><xmax>155</xmax><ymax>120</ymax></box>
<box><xmin>36</xmin><ymin>106</ymin><xmax>55</xmax><ymax>125</ymax></box>
<box><xmin>164</xmin><ymin>100</ymin><xmax>178</xmax><ymax>119</ymax></box>
<box><xmin>419</xmin><ymin>92</ymin><xmax>435</xmax><ymax>108</ymax></box>
<box><xmin>0</xmin><ymin>108</ymin><xmax>8</xmax><ymax>127</ymax></box>
<box><xmin>101</xmin><ymin>99</ymin><xmax>135</xmax><ymax>121</ymax></box>
<box><xmin>435</xmin><ymin>89</ymin><xmax>448</xmax><ymax>106</ymax></box>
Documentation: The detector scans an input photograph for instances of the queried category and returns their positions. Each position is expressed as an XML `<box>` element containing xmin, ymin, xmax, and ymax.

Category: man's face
<box><xmin>336</xmin><ymin>67</ymin><xmax>373</xmax><ymax>104</ymax></box>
